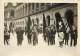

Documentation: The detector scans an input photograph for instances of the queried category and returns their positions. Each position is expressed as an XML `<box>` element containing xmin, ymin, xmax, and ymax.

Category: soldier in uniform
<box><xmin>32</xmin><ymin>25</ymin><xmax>38</xmax><ymax>46</ymax></box>
<box><xmin>4</xmin><ymin>29</ymin><xmax>10</xmax><ymax>45</ymax></box>
<box><xmin>55</xmin><ymin>12</ymin><xmax>65</xmax><ymax>47</ymax></box>
<box><xmin>50</xmin><ymin>25</ymin><xmax>56</xmax><ymax>45</ymax></box>
<box><xmin>47</xmin><ymin>26</ymin><xmax>51</xmax><ymax>45</ymax></box>
<box><xmin>16</xmin><ymin>28</ymin><xmax>24</xmax><ymax>46</ymax></box>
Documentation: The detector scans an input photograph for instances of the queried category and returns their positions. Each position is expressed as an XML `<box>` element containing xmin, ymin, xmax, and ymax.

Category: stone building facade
<box><xmin>4</xmin><ymin>3</ymin><xmax>77</xmax><ymax>31</ymax></box>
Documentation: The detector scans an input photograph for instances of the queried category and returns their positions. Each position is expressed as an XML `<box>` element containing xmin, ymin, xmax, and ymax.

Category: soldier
<box><xmin>55</xmin><ymin>12</ymin><xmax>65</xmax><ymax>47</ymax></box>
<box><xmin>27</xmin><ymin>28</ymin><xmax>32</xmax><ymax>44</ymax></box>
<box><xmin>4</xmin><ymin>30</ymin><xmax>10</xmax><ymax>45</ymax></box>
<box><xmin>16</xmin><ymin>28</ymin><xmax>24</xmax><ymax>46</ymax></box>
<box><xmin>51</xmin><ymin>25</ymin><xmax>56</xmax><ymax>45</ymax></box>
<box><xmin>64</xmin><ymin>25</ymin><xmax>70</xmax><ymax>45</ymax></box>
<box><xmin>47</xmin><ymin>26</ymin><xmax>51</xmax><ymax>45</ymax></box>
<box><xmin>32</xmin><ymin>25</ymin><xmax>38</xmax><ymax>46</ymax></box>
<box><xmin>70</xmin><ymin>26</ymin><xmax>76</xmax><ymax>47</ymax></box>
<box><xmin>65</xmin><ymin>9</ymin><xmax>77</xmax><ymax>47</ymax></box>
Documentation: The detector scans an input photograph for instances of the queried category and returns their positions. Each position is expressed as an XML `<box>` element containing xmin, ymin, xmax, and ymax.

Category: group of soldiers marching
<box><xmin>4</xmin><ymin>24</ymin><xmax>39</xmax><ymax>46</ymax></box>
<box><xmin>26</xmin><ymin>25</ymin><xmax>38</xmax><ymax>46</ymax></box>
<box><xmin>4</xmin><ymin>11</ymin><xmax>77</xmax><ymax>47</ymax></box>
<box><xmin>43</xmin><ymin>25</ymin><xmax>56</xmax><ymax>45</ymax></box>
<box><xmin>43</xmin><ymin>12</ymin><xmax>77</xmax><ymax>47</ymax></box>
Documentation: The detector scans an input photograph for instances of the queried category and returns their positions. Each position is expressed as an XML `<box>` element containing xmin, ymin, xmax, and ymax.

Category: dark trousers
<box><xmin>17</xmin><ymin>38</ymin><xmax>23</xmax><ymax>46</ymax></box>
<box><xmin>64</xmin><ymin>33</ymin><xmax>69</xmax><ymax>45</ymax></box>
<box><xmin>4</xmin><ymin>35</ymin><xmax>10</xmax><ymax>45</ymax></box>
<box><xmin>4</xmin><ymin>39</ymin><xmax>9</xmax><ymax>45</ymax></box>
<box><xmin>70</xmin><ymin>32</ymin><xmax>75</xmax><ymax>47</ymax></box>
<box><xmin>27</xmin><ymin>34</ymin><xmax>32</xmax><ymax>44</ymax></box>
<box><xmin>33</xmin><ymin>36</ymin><xmax>38</xmax><ymax>46</ymax></box>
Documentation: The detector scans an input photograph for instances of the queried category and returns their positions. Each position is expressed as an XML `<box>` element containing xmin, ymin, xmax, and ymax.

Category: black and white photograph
<box><xmin>1</xmin><ymin>2</ymin><xmax>79</xmax><ymax>56</ymax></box>
<box><xmin>4</xmin><ymin>3</ymin><xmax>77</xmax><ymax>47</ymax></box>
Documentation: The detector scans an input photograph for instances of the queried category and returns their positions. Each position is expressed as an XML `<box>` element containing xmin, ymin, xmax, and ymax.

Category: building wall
<box><xmin>30</xmin><ymin>4</ymin><xmax>77</xmax><ymax>29</ymax></box>
<box><xmin>12</xmin><ymin>3</ymin><xmax>47</xmax><ymax>30</ymax></box>
<box><xmin>4</xmin><ymin>3</ymin><xmax>77</xmax><ymax>31</ymax></box>
<box><xmin>13</xmin><ymin>17</ymin><xmax>26</xmax><ymax>30</ymax></box>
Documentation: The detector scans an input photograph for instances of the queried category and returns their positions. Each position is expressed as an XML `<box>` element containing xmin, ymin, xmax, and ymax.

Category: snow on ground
<box><xmin>0</xmin><ymin>32</ymin><xmax>78</xmax><ymax>56</ymax></box>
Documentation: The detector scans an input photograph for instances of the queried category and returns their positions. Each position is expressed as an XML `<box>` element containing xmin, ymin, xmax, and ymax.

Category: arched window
<box><xmin>41</xmin><ymin>3</ymin><xmax>45</xmax><ymax>9</ymax></box>
<box><xmin>65</xmin><ymin>9</ymin><xmax>74</xmax><ymax>26</ymax></box>
<box><xmin>36</xmin><ymin>3</ymin><xmax>39</xmax><ymax>11</ymax></box>
<box><xmin>32</xmin><ymin>3</ymin><xmax>34</xmax><ymax>11</ymax></box>
<box><xmin>10</xmin><ymin>10</ymin><xmax>14</xmax><ymax>17</ymax></box>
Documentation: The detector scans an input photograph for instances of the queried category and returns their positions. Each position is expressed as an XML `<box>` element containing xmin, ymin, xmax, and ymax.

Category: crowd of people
<box><xmin>4</xmin><ymin>26</ymin><xmax>39</xmax><ymax>46</ymax></box>
<box><xmin>43</xmin><ymin>12</ymin><xmax>77</xmax><ymax>47</ymax></box>
<box><xmin>4</xmin><ymin>11</ymin><xmax>77</xmax><ymax>47</ymax></box>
